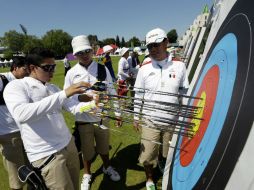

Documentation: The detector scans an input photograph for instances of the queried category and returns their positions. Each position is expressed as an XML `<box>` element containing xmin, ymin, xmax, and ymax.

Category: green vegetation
<box><xmin>0</xmin><ymin>55</ymin><xmax>164</xmax><ymax>190</ymax></box>
<box><xmin>167</xmin><ymin>29</ymin><xmax>178</xmax><ymax>43</ymax></box>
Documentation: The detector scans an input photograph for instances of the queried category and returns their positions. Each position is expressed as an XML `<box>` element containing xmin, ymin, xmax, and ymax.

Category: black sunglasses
<box><xmin>75</xmin><ymin>49</ymin><xmax>92</xmax><ymax>56</ymax></box>
<box><xmin>147</xmin><ymin>38</ymin><xmax>166</xmax><ymax>50</ymax></box>
<box><xmin>38</xmin><ymin>64</ymin><xmax>56</xmax><ymax>72</ymax></box>
<box><xmin>147</xmin><ymin>43</ymin><xmax>162</xmax><ymax>50</ymax></box>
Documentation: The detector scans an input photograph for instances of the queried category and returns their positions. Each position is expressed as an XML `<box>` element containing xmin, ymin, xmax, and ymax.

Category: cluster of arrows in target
<box><xmin>85</xmin><ymin>81</ymin><xmax>204</xmax><ymax>139</ymax></box>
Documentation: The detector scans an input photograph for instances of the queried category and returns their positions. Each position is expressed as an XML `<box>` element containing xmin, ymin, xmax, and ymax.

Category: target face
<box><xmin>172</xmin><ymin>34</ymin><xmax>237</xmax><ymax>189</ymax></box>
<box><xmin>167</xmin><ymin>0</ymin><xmax>254</xmax><ymax>189</ymax></box>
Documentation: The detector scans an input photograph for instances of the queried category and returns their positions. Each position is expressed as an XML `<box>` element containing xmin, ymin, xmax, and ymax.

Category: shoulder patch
<box><xmin>172</xmin><ymin>57</ymin><xmax>181</xmax><ymax>61</ymax></box>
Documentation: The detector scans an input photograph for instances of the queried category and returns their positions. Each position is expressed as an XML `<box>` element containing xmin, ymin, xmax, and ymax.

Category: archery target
<box><xmin>167</xmin><ymin>0</ymin><xmax>254</xmax><ymax>189</ymax></box>
<box><xmin>173</xmin><ymin>33</ymin><xmax>237</xmax><ymax>189</ymax></box>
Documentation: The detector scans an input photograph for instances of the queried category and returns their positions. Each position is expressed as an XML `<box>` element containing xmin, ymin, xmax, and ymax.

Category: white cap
<box><xmin>72</xmin><ymin>35</ymin><xmax>92</xmax><ymax>55</ymax></box>
<box><xmin>120</xmin><ymin>47</ymin><xmax>129</xmax><ymax>56</ymax></box>
<box><xmin>146</xmin><ymin>28</ymin><xmax>167</xmax><ymax>45</ymax></box>
<box><xmin>133</xmin><ymin>47</ymin><xmax>142</xmax><ymax>55</ymax></box>
<box><xmin>103</xmin><ymin>45</ymin><xmax>113</xmax><ymax>54</ymax></box>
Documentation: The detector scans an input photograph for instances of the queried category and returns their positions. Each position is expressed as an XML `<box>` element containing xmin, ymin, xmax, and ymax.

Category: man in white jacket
<box><xmin>4</xmin><ymin>48</ymin><xmax>97</xmax><ymax>190</ymax></box>
<box><xmin>117</xmin><ymin>47</ymin><xmax>130</xmax><ymax>96</ymax></box>
<box><xmin>133</xmin><ymin>28</ymin><xmax>189</xmax><ymax>190</ymax></box>
<box><xmin>0</xmin><ymin>56</ymin><xmax>29</xmax><ymax>190</ymax></box>
<box><xmin>64</xmin><ymin>35</ymin><xmax>121</xmax><ymax>190</ymax></box>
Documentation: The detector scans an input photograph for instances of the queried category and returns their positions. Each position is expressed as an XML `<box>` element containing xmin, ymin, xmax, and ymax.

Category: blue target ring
<box><xmin>172</xmin><ymin>33</ymin><xmax>238</xmax><ymax>189</ymax></box>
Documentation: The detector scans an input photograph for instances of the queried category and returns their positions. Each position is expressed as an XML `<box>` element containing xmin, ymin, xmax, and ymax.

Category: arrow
<box><xmin>100</xmin><ymin>93</ymin><xmax>201</xmax><ymax>113</ymax></box>
<box><xmin>105</xmin><ymin>99</ymin><xmax>202</xmax><ymax>120</ymax></box>
<box><xmin>92</xmin><ymin>112</ymin><xmax>194</xmax><ymax>138</ymax></box>
<box><xmin>99</xmin><ymin>81</ymin><xmax>202</xmax><ymax>100</ymax></box>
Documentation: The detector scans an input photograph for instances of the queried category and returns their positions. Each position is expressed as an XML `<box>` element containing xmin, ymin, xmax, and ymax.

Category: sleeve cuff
<box><xmin>79</xmin><ymin>100</ymin><xmax>96</xmax><ymax>113</ymax></box>
<box><xmin>59</xmin><ymin>90</ymin><xmax>67</xmax><ymax>103</ymax></box>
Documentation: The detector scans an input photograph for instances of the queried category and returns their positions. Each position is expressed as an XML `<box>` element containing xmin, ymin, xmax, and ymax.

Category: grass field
<box><xmin>0</xmin><ymin>55</ymin><xmax>163</xmax><ymax>190</ymax></box>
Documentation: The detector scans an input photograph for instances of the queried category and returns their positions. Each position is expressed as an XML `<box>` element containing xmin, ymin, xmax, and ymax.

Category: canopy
<box><xmin>96</xmin><ymin>48</ymin><xmax>104</xmax><ymax>56</ymax></box>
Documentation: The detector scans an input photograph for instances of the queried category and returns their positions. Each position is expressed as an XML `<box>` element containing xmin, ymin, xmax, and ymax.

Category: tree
<box><xmin>121</xmin><ymin>37</ymin><xmax>126</xmax><ymax>47</ymax></box>
<box><xmin>3</xmin><ymin>49</ymin><xmax>14</xmax><ymax>59</ymax></box>
<box><xmin>88</xmin><ymin>35</ymin><xmax>98</xmax><ymax>53</ymax></box>
<box><xmin>126</xmin><ymin>36</ymin><xmax>141</xmax><ymax>47</ymax></box>
<box><xmin>167</xmin><ymin>29</ymin><xmax>178</xmax><ymax>43</ymax></box>
<box><xmin>88</xmin><ymin>35</ymin><xmax>98</xmax><ymax>46</ymax></box>
<box><xmin>23</xmin><ymin>35</ymin><xmax>43</xmax><ymax>53</ymax></box>
<box><xmin>1</xmin><ymin>30</ymin><xmax>25</xmax><ymax>52</ymax></box>
<box><xmin>42</xmin><ymin>29</ymin><xmax>72</xmax><ymax>57</ymax></box>
<box><xmin>97</xmin><ymin>40</ymin><xmax>104</xmax><ymax>48</ymax></box>
<box><xmin>115</xmin><ymin>35</ymin><xmax>120</xmax><ymax>47</ymax></box>
<box><xmin>102</xmin><ymin>38</ymin><xmax>115</xmax><ymax>46</ymax></box>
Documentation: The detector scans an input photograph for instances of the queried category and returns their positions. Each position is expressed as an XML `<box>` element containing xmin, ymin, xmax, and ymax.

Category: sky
<box><xmin>1</xmin><ymin>0</ymin><xmax>213</xmax><ymax>41</ymax></box>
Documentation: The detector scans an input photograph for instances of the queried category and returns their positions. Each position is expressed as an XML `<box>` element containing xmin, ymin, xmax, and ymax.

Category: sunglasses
<box><xmin>75</xmin><ymin>49</ymin><xmax>92</xmax><ymax>56</ymax></box>
<box><xmin>38</xmin><ymin>64</ymin><xmax>56</xmax><ymax>72</ymax></box>
<box><xmin>147</xmin><ymin>43</ymin><xmax>162</xmax><ymax>50</ymax></box>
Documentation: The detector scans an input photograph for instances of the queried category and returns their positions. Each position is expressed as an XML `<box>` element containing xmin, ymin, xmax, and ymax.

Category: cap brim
<box><xmin>146</xmin><ymin>37</ymin><xmax>165</xmax><ymax>46</ymax></box>
<box><xmin>73</xmin><ymin>45</ymin><xmax>92</xmax><ymax>55</ymax></box>
<box><xmin>121</xmin><ymin>48</ymin><xmax>129</xmax><ymax>56</ymax></box>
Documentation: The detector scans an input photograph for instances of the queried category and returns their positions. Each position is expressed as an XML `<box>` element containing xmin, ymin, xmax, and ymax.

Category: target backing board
<box><xmin>165</xmin><ymin>0</ymin><xmax>254</xmax><ymax>189</ymax></box>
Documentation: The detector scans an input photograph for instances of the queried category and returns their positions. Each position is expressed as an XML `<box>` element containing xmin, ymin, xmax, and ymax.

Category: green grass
<box><xmin>0</xmin><ymin>55</ymin><xmax>163</xmax><ymax>190</ymax></box>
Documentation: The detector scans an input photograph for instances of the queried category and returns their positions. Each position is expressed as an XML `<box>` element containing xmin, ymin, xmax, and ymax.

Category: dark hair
<box><xmin>26</xmin><ymin>47</ymin><xmax>55</xmax><ymax>66</ymax></box>
<box><xmin>10</xmin><ymin>56</ymin><xmax>27</xmax><ymax>71</ymax></box>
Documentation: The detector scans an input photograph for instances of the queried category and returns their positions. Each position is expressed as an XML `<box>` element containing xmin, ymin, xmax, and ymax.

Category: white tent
<box><xmin>114</xmin><ymin>48</ymin><xmax>121</xmax><ymax>55</ymax></box>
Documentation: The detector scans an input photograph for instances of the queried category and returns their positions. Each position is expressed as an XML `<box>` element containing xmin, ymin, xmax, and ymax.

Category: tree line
<box><xmin>0</xmin><ymin>28</ymin><xmax>178</xmax><ymax>59</ymax></box>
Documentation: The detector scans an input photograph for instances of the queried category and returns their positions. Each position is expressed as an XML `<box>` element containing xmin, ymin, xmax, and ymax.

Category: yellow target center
<box><xmin>191</xmin><ymin>92</ymin><xmax>206</xmax><ymax>136</ymax></box>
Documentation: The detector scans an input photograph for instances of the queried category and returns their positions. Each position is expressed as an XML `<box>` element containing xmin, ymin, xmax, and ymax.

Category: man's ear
<box><xmin>29</xmin><ymin>64</ymin><xmax>36</xmax><ymax>72</ymax></box>
<box><xmin>12</xmin><ymin>66</ymin><xmax>18</xmax><ymax>72</ymax></box>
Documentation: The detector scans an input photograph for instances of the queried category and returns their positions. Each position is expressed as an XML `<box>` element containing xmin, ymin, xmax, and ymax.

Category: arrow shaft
<box><xmin>94</xmin><ymin>112</ymin><xmax>193</xmax><ymax>138</ymax></box>
<box><xmin>101</xmin><ymin>81</ymin><xmax>202</xmax><ymax>100</ymax></box>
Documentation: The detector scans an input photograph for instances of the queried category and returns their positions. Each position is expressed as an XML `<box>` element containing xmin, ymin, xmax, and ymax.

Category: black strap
<box><xmin>97</xmin><ymin>63</ymin><xmax>107</xmax><ymax>81</ymax></box>
<box><xmin>0</xmin><ymin>74</ymin><xmax>9</xmax><ymax>105</ymax></box>
<box><xmin>37</xmin><ymin>154</ymin><xmax>55</xmax><ymax>170</ymax></box>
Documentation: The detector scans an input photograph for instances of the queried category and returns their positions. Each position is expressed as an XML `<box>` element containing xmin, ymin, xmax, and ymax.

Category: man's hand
<box><xmin>65</xmin><ymin>82</ymin><xmax>91</xmax><ymax>98</ymax></box>
<box><xmin>133</xmin><ymin>120</ymin><xmax>141</xmax><ymax>132</ymax></box>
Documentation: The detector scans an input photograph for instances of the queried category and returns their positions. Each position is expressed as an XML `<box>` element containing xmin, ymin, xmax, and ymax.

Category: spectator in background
<box><xmin>133</xmin><ymin>28</ymin><xmax>189</xmax><ymax>190</ymax></box>
<box><xmin>117</xmin><ymin>47</ymin><xmax>130</xmax><ymax>96</ymax></box>
<box><xmin>0</xmin><ymin>56</ymin><xmax>29</xmax><ymax>190</ymax></box>
<box><xmin>4</xmin><ymin>48</ymin><xmax>97</xmax><ymax>190</ymax></box>
<box><xmin>127</xmin><ymin>47</ymin><xmax>142</xmax><ymax>109</ymax></box>
<box><xmin>102</xmin><ymin>45</ymin><xmax>116</xmax><ymax>82</ymax></box>
<box><xmin>63</xmin><ymin>56</ymin><xmax>71</xmax><ymax>76</ymax></box>
<box><xmin>127</xmin><ymin>47</ymin><xmax>141</xmax><ymax>85</ymax></box>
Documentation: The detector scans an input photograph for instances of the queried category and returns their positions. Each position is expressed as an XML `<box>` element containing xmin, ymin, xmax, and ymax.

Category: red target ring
<box><xmin>180</xmin><ymin>65</ymin><xmax>220</xmax><ymax>166</ymax></box>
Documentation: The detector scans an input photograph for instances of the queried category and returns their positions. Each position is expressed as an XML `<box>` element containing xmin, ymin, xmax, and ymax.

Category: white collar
<box><xmin>152</xmin><ymin>54</ymin><xmax>172</xmax><ymax>68</ymax></box>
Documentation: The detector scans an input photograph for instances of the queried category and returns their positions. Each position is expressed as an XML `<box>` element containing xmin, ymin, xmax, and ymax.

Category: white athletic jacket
<box><xmin>134</xmin><ymin>55</ymin><xmax>189</xmax><ymax>125</ymax></box>
<box><xmin>4</xmin><ymin>77</ymin><xmax>96</xmax><ymax>162</ymax></box>
<box><xmin>64</xmin><ymin>61</ymin><xmax>119</xmax><ymax>123</ymax></box>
